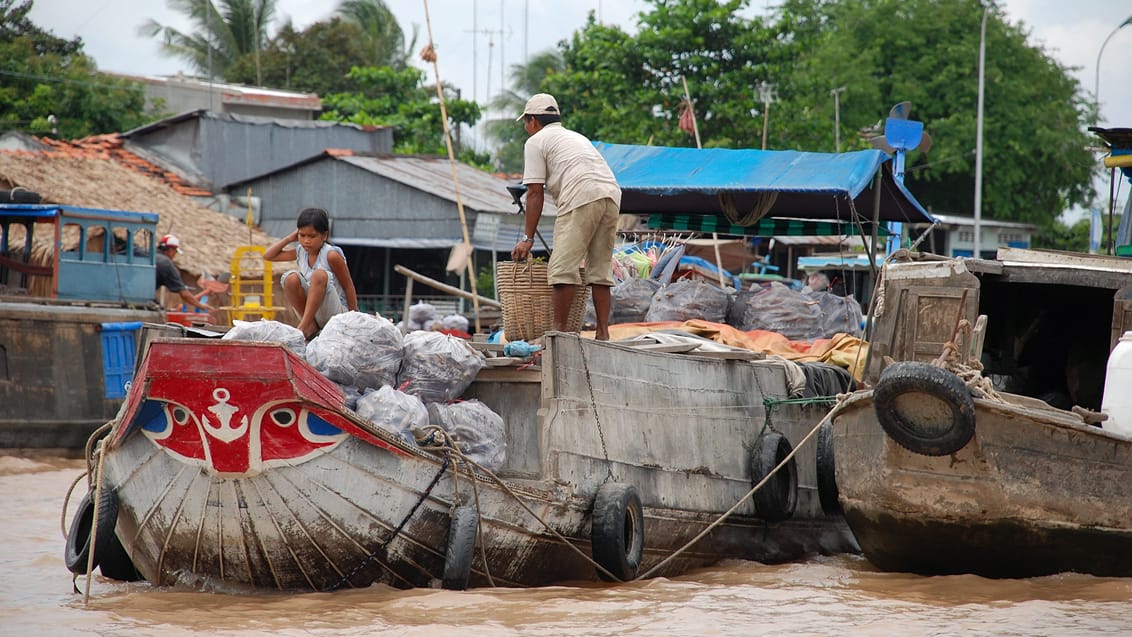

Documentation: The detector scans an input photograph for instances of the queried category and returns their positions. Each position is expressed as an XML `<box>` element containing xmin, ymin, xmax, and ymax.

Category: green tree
<box><xmin>320</xmin><ymin>65</ymin><xmax>486</xmax><ymax>164</ymax></box>
<box><xmin>487</xmin><ymin>49</ymin><xmax>564</xmax><ymax>173</ymax></box>
<box><xmin>139</xmin><ymin>0</ymin><xmax>277</xmax><ymax>82</ymax></box>
<box><xmin>540</xmin><ymin>0</ymin><xmax>1093</xmax><ymax>232</ymax></box>
<box><xmin>337</xmin><ymin>0</ymin><xmax>417</xmax><ymax>69</ymax></box>
<box><xmin>773</xmin><ymin>0</ymin><xmax>1094</xmax><ymax>228</ymax></box>
<box><xmin>0</xmin><ymin>0</ymin><xmax>151</xmax><ymax>138</ymax></box>
<box><xmin>541</xmin><ymin>2</ymin><xmax>780</xmax><ymax>149</ymax></box>
<box><xmin>1033</xmin><ymin>217</ymin><xmax>1094</xmax><ymax>253</ymax></box>
<box><xmin>227</xmin><ymin>18</ymin><xmax>371</xmax><ymax>95</ymax></box>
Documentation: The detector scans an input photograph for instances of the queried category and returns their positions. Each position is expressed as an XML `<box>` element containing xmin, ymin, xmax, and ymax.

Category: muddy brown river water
<box><xmin>2</xmin><ymin>456</ymin><xmax>1129</xmax><ymax>636</ymax></box>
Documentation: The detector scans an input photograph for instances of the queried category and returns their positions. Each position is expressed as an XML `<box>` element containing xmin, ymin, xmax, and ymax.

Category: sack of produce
<box><xmin>809</xmin><ymin>290</ymin><xmax>864</xmax><ymax>339</ymax></box>
<box><xmin>396</xmin><ymin>330</ymin><xmax>485</xmax><ymax>404</ymax></box>
<box><xmin>727</xmin><ymin>282</ymin><xmax>819</xmax><ymax>341</ymax></box>
<box><xmin>355</xmin><ymin>385</ymin><xmax>427</xmax><ymax>445</ymax></box>
<box><xmin>305</xmin><ymin>311</ymin><xmax>403</xmax><ymax>393</ymax></box>
<box><xmin>645</xmin><ymin>279</ymin><xmax>731</xmax><ymax>323</ymax></box>
<box><xmin>222</xmin><ymin>319</ymin><xmax>307</xmax><ymax>356</ymax></box>
<box><xmin>612</xmin><ymin>277</ymin><xmax>661</xmax><ymax>324</ymax></box>
<box><xmin>428</xmin><ymin>400</ymin><xmax>506</xmax><ymax>471</ymax></box>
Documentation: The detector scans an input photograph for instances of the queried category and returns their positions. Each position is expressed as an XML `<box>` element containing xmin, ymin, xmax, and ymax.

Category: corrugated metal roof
<box><xmin>338</xmin><ymin>154</ymin><xmax>558</xmax><ymax>217</ymax></box>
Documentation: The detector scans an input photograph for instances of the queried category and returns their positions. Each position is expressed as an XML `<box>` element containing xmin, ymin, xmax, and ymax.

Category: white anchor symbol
<box><xmin>202</xmin><ymin>387</ymin><xmax>249</xmax><ymax>443</ymax></box>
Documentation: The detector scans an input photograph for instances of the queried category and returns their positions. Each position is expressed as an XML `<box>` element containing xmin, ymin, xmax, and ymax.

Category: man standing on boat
<box><xmin>511</xmin><ymin>93</ymin><xmax>622</xmax><ymax>340</ymax></box>
<box><xmin>156</xmin><ymin>234</ymin><xmax>213</xmax><ymax>313</ymax></box>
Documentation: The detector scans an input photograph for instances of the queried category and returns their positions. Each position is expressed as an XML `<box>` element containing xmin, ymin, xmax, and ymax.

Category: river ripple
<box><xmin>3</xmin><ymin>456</ymin><xmax>1129</xmax><ymax>637</ymax></box>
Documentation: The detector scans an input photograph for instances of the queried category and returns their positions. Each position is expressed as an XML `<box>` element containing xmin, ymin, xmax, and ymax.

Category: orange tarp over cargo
<box><xmin>605</xmin><ymin>319</ymin><xmax>869</xmax><ymax>380</ymax></box>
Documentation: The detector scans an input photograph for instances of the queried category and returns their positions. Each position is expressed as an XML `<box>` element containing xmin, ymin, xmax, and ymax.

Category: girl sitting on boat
<box><xmin>265</xmin><ymin>207</ymin><xmax>359</xmax><ymax>339</ymax></box>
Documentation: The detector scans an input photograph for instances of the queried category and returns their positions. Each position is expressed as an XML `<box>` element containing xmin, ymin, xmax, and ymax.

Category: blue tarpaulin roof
<box><xmin>593</xmin><ymin>142</ymin><xmax>934</xmax><ymax>224</ymax></box>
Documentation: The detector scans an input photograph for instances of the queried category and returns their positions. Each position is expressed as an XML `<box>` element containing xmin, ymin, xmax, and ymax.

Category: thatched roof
<box><xmin>0</xmin><ymin>147</ymin><xmax>283</xmax><ymax>279</ymax></box>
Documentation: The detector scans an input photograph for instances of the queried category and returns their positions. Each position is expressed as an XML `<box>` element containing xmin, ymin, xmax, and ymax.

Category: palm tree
<box><xmin>138</xmin><ymin>0</ymin><xmax>277</xmax><ymax>83</ymax></box>
<box><xmin>487</xmin><ymin>50</ymin><xmax>564</xmax><ymax>172</ymax></box>
<box><xmin>336</xmin><ymin>0</ymin><xmax>417</xmax><ymax>70</ymax></box>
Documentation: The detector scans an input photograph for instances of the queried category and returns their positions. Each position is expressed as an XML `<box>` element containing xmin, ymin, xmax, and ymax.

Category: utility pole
<box><xmin>831</xmin><ymin>86</ymin><xmax>847</xmax><ymax>152</ymax></box>
<box><xmin>758</xmin><ymin>81</ymin><xmax>776</xmax><ymax>150</ymax></box>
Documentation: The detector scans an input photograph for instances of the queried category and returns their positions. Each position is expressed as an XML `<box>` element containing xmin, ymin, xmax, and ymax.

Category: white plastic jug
<box><xmin>1101</xmin><ymin>331</ymin><xmax>1132</xmax><ymax>435</ymax></box>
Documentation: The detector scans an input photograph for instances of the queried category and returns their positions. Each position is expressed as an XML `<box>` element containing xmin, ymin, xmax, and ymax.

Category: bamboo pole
<box><xmin>681</xmin><ymin>75</ymin><xmax>728</xmax><ymax>290</ymax></box>
<box><xmin>395</xmin><ymin>264</ymin><xmax>502</xmax><ymax>308</ymax></box>
<box><xmin>421</xmin><ymin>0</ymin><xmax>482</xmax><ymax>333</ymax></box>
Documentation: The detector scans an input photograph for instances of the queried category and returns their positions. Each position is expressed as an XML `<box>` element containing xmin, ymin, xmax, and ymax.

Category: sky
<box><xmin>23</xmin><ymin>0</ymin><xmax>1132</xmax><ymax>215</ymax></box>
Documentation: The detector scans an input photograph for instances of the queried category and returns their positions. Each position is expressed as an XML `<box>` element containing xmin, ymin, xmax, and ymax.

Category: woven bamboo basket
<box><xmin>496</xmin><ymin>260</ymin><xmax>588</xmax><ymax>341</ymax></box>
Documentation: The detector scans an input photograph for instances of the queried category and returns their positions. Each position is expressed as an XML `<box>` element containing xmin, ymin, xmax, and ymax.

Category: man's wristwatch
<box><xmin>520</xmin><ymin>235</ymin><xmax>534</xmax><ymax>244</ymax></box>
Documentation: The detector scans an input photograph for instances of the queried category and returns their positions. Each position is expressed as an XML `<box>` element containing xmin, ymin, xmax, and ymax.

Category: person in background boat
<box><xmin>804</xmin><ymin>271</ymin><xmax>831</xmax><ymax>293</ymax></box>
<box><xmin>264</xmin><ymin>207</ymin><xmax>358</xmax><ymax>339</ymax></box>
<box><xmin>155</xmin><ymin>234</ymin><xmax>213</xmax><ymax>312</ymax></box>
<box><xmin>511</xmin><ymin>93</ymin><xmax>622</xmax><ymax>341</ymax></box>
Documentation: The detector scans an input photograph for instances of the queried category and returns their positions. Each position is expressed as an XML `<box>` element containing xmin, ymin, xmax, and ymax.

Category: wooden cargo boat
<box><xmin>830</xmin><ymin>248</ymin><xmax>1132</xmax><ymax>577</ymax></box>
<box><xmin>66</xmin><ymin>142</ymin><xmax>938</xmax><ymax>590</ymax></box>
<box><xmin>81</xmin><ymin>331</ymin><xmax>856</xmax><ymax>591</ymax></box>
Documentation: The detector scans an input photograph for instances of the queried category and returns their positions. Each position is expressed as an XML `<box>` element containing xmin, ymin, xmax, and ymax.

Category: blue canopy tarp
<box><xmin>593</xmin><ymin>143</ymin><xmax>934</xmax><ymax>224</ymax></box>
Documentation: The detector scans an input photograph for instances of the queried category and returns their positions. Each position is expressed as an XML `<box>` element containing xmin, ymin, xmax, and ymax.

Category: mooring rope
<box><xmin>633</xmin><ymin>396</ymin><xmax>848</xmax><ymax>581</ymax></box>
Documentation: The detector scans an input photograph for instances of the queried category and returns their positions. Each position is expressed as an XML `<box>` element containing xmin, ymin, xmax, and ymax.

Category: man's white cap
<box><xmin>159</xmin><ymin>234</ymin><xmax>183</xmax><ymax>254</ymax></box>
<box><xmin>516</xmin><ymin>93</ymin><xmax>560</xmax><ymax>121</ymax></box>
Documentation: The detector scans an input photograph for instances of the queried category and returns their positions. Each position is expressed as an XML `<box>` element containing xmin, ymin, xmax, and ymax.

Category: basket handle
<box><xmin>510</xmin><ymin>258</ymin><xmax>536</xmax><ymax>286</ymax></box>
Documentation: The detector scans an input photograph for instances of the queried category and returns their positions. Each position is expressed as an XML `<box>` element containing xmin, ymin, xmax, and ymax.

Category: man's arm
<box><xmin>511</xmin><ymin>183</ymin><xmax>545</xmax><ymax>260</ymax></box>
<box><xmin>177</xmin><ymin>288</ymin><xmax>213</xmax><ymax>312</ymax></box>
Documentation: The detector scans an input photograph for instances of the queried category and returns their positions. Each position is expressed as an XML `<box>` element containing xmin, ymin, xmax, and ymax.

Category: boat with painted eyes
<box><xmin>68</xmin><ymin>141</ymin><xmax>937</xmax><ymax>592</ymax></box>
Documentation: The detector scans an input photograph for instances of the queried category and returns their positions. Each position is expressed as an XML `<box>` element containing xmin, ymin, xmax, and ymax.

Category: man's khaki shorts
<box><xmin>547</xmin><ymin>197</ymin><xmax>619</xmax><ymax>286</ymax></box>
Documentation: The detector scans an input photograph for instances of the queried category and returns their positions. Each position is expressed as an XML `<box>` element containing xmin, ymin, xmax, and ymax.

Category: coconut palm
<box><xmin>336</xmin><ymin>0</ymin><xmax>417</xmax><ymax>70</ymax></box>
<box><xmin>138</xmin><ymin>0</ymin><xmax>277</xmax><ymax>83</ymax></box>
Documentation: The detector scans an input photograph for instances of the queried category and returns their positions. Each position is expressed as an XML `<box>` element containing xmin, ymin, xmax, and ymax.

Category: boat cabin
<box><xmin>0</xmin><ymin>203</ymin><xmax>158</xmax><ymax>303</ymax></box>
<box><xmin>866</xmin><ymin>248</ymin><xmax>1132</xmax><ymax>411</ymax></box>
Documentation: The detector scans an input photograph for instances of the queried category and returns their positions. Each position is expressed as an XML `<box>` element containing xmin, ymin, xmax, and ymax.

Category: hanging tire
<box><xmin>591</xmin><ymin>482</ymin><xmax>644</xmax><ymax>582</ymax></box>
<box><xmin>97</xmin><ymin>532</ymin><xmax>142</xmax><ymax>582</ymax></box>
<box><xmin>873</xmin><ymin>361</ymin><xmax>976</xmax><ymax>456</ymax></box>
<box><xmin>815</xmin><ymin>421</ymin><xmax>841</xmax><ymax>515</ymax></box>
<box><xmin>751</xmin><ymin>431</ymin><xmax>798</xmax><ymax>522</ymax></box>
<box><xmin>441</xmin><ymin>504</ymin><xmax>479</xmax><ymax>591</ymax></box>
<box><xmin>64</xmin><ymin>488</ymin><xmax>120</xmax><ymax>575</ymax></box>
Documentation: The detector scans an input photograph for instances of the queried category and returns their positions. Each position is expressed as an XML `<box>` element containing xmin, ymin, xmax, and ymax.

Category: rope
<box><xmin>323</xmin><ymin>453</ymin><xmax>451</xmax><ymax>591</ymax></box>
<box><xmin>633</xmin><ymin>399</ymin><xmax>845</xmax><ymax>581</ymax></box>
<box><xmin>61</xmin><ymin>470</ymin><xmax>89</xmax><ymax>539</ymax></box>
<box><xmin>420</xmin><ymin>429</ymin><xmax>627</xmax><ymax>583</ymax></box>
<box><xmin>84</xmin><ymin>421</ymin><xmax>113</xmax><ymax>487</ymax></box>
<box><xmin>83</xmin><ymin>438</ymin><xmax>107</xmax><ymax>604</ymax></box>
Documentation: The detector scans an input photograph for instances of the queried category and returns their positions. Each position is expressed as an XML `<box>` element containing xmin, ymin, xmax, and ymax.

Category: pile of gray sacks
<box><xmin>589</xmin><ymin>278</ymin><xmax>864</xmax><ymax>341</ymax></box>
<box><xmin>222</xmin><ymin>312</ymin><xmax>502</xmax><ymax>470</ymax></box>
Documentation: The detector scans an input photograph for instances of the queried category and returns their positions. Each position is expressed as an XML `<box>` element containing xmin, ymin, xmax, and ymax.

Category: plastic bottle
<box><xmin>1101</xmin><ymin>331</ymin><xmax>1132</xmax><ymax>435</ymax></box>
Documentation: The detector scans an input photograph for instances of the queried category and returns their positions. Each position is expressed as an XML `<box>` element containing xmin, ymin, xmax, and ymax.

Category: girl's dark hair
<box><xmin>296</xmin><ymin>207</ymin><xmax>330</xmax><ymax>233</ymax></box>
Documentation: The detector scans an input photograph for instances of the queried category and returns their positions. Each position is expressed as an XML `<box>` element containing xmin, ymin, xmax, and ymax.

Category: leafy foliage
<box><xmin>337</xmin><ymin>0</ymin><xmax>417</xmax><ymax>70</ymax></box>
<box><xmin>226</xmin><ymin>18</ymin><xmax>371</xmax><ymax>95</ymax></box>
<box><xmin>519</xmin><ymin>0</ymin><xmax>1094</xmax><ymax>227</ymax></box>
<box><xmin>0</xmin><ymin>0</ymin><xmax>152</xmax><ymax>138</ymax></box>
<box><xmin>320</xmin><ymin>66</ymin><xmax>486</xmax><ymax>163</ymax></box>
<box><xmin>138</xmin><ymin>0</ymin><xmax>277</xmax><ymax>82</ymax></box>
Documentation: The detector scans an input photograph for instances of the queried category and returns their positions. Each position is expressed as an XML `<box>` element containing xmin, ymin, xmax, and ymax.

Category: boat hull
<box><xmin>832</xmin><ymin>391</ymin><xmax>1132</xmax><ymax>577</ymax></box>
<box><xmin>101</xmin><ymin>334</ymin><xmax>857</xmax><ymax>591</ymax></box>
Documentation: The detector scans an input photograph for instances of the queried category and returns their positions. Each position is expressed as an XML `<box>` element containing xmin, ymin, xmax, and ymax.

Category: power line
<box><xmin>0</xmin><ymin>68</ymin><xmax>147</xmax><ymax>92</ymax></box>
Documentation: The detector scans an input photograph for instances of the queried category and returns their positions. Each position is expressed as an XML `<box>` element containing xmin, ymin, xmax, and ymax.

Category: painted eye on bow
<box><xmin>171</xmin><ymin>406</ymin><xmax>191</xmax><ymax>425</ymax></box>
<box><xmin>269</xmin><ymin>408</ymin><xmax>297</xmax><ymax>427</ymax></box>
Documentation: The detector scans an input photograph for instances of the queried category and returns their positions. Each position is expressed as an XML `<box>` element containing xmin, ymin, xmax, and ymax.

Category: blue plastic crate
<box><xmin>100</xmin><ymin>322</ymin><xmax>142</xmax><ymax>399</ymax></box>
